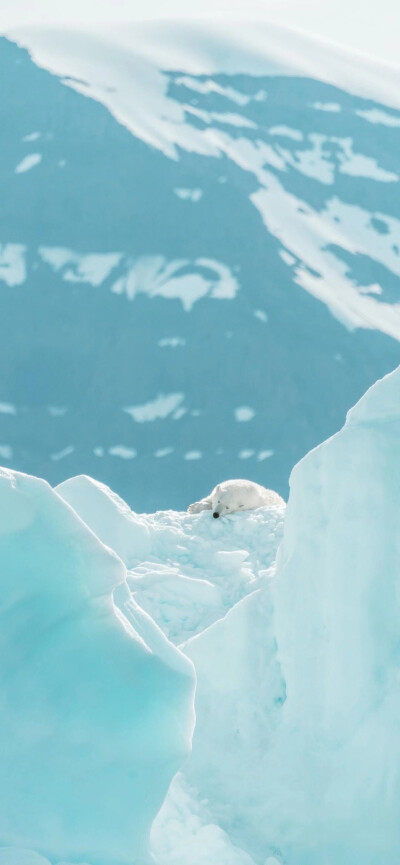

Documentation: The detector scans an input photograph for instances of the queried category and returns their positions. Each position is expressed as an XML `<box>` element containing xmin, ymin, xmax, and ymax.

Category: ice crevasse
<box><xmin>0</xmin><ymin>364</ymin><xmax>399</xmax><ymax>865</ymax></box>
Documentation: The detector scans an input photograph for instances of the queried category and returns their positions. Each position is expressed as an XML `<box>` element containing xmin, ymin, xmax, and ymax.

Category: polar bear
<box><xmin>188</xmin><ymin>479</ymin><xmax>285</xmax><ymax>518</ymax></box>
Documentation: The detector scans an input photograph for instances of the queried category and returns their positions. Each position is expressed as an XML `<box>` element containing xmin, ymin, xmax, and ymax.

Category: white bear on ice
<box><xmin>188</xmin><ymin>479</ymin><xmax>285</xmax><ymax>518</ymax></box>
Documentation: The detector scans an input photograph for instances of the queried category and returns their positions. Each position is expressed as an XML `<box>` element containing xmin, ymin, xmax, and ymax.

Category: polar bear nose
<box><xmin>213</xmin><ymin>511</ymin><xmax>219</xmax><ymax>519</ymax></box>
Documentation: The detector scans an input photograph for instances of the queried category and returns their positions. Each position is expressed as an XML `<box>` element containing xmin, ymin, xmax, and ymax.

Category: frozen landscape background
<box><xmin>1</xmin><ymin>14</ymin><xmax>400</xmax><ymax>509</ymax></box>
<box><xmin>0</xmin><ymin>4</ymin><xmax>399</xmax><ymax>864</ymax></box>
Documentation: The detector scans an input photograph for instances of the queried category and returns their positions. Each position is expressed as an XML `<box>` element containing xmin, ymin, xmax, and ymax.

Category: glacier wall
<box><xmin>271</xmin><ymin>364</ymin><xmax>400</xmax><ymax>863</ymax></box>
<box><xmin>0</xmin><ymin>468</ymin><xmax>195</xmax><ymax>865</ymax></box>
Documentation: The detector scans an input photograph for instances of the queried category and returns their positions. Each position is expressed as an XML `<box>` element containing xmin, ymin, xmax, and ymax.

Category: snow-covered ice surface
<box><xmin>1</xmin><ymin>364</ymin><xmax>400</xmax><ymax>863</ymax></box>
<box><xmin>54</xmin><ymin>476</ymin><xmax>286</xmax><ymax>864</ymax></box>
<box><xmin>57</xmin><ymin>474</ymin><xmax>285</xmax><ymax>643</ymax></box>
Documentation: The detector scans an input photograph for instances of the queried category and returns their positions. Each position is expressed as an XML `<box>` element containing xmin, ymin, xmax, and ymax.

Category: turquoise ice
<box><xmin>0</xmin><ymin>366</ymin><xmax>399</xmax><ymax>863</ymax></box>
<box><xmin>0</xmin><ymin>468</ymin><xmax>195</xmax><ymax>864</ymax></box>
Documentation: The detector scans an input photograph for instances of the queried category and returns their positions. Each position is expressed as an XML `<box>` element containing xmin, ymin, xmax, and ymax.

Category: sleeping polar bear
<box><xmin>188</xmin><ymin>479</ymin><xmax>285</xmax><ymax>518</ymax></box>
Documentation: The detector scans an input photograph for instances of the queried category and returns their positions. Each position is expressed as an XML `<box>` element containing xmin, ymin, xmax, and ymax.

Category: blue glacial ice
<box><xmin>174</xmin><ymin>365</ymin><xmax>400</xmax><ymax>865</ymax></box>
<box><xmin>270</xmin><ymin>363</ymin><xmax>400</xmax><ymax>864</ymax></box>
<box><xmin>0</xmin><ymin>365</ymin><xmax>399</xmax><ymax>864</ymax></box>
<box><xmin>0</xmin><ymin>468</ymin><xmax>195</xmax><ymax>865</ymax></box>
<box><xmin>56</xmin><ymin>474</ymin><xmax>151</xmax><ymax>568</ymax></box>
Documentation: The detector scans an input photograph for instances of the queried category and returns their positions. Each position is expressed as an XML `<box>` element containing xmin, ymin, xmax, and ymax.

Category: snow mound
<box><xmin>0</xmin><ymin>468</ymin><xmax>194</xmax><ymax>865</ymax></box>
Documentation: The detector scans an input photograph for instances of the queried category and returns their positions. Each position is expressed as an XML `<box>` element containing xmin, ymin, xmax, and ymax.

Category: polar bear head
<box><xmin>211</xmin><ymin>482</ymin><xmax>245</xmax><ymax>518</ymax></box>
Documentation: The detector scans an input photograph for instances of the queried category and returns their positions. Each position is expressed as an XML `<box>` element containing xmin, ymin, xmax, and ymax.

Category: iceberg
<box><xmin>0</xmin><ymin>364</ymin><xmax>399</xmax><ymax>865</ymax></box>
<box><xmin>0</xmin><ymin>468</ymin><xmax>195</xmax><ymax>865</ymax></box>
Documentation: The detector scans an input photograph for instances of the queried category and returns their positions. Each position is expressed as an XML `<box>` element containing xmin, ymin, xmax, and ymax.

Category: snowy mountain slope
<box><xmin>0</xmin><ymin>26</ymin><xmax>399</xmax><ymax>511</ymax></box>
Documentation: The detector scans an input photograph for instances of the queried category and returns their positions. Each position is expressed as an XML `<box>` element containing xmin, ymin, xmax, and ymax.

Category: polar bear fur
<box><xmin>188</xmin><ymin>479</ymin><xmax>285</xmax><ymax>518</ymax></box>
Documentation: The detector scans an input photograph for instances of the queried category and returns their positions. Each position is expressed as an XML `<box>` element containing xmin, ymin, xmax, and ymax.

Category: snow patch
<box><xmin>124</xmin><ymin>393</ymin><xmax>184</xmax><ymax>423</ymax></box>
<box><xmin>108</xmin><ymin>445</ymin><xmax>137</xmax><ymax>459</ymax></box>
<box><xmin>50</xmin><ymin>445</ymin><xmax>74</xmax><ymax>461</ymax></box>
<box><xmin>158</xmin><ymin>337</ymin><xmax>186</xmax><ymax>347</ymax></box>
<box><xmin>0</xmin><ymin>244</ymin><xmax>26</xmax><ymax>286</ymax></box>
<box><xmin>337</xmin><ymin>137</ymin><xmax>398</xmax><ymax>181</ymax></box>
<box><xmin>356</xmin><ymin>107</ymin><xmax>400</xmax><ymax>127</ymax></box>
<box><xmin>235</xmin><ymin>406</ymin><xmax>255</xmax><ymax>422</ymax></box>
<box><xmin>0</xmin><ymin>445</ymin><xmax>13</xmax><ymax>459</ymax></box>
<box><xmin>253</xmin><ymin>309</ymin><xmax>268</xmax><ymax>322</ymax></box>
<box><xmin>15</xmin><ymin>153</ymin><xmax>42</xmax><ymax>173</ymax></box>
<box><xmin>257</xmin><ymin>449</ymin><xmax>274</xmax><ymax>460</ymax></box>
<box><xmin>112</xmin><ymin>256</ymin><xmax>239</xmax><ymax>311</ymax></box>
<box><xmin>251</xmin><ymin>173</ymin><xmax>400</xmax><ymax>340</ymax></box>
<box><xmin>22</xmin><ymin>131</ymin><xmax>40</xmax><ymax>141</ymax></box>
<box><xmin>0</xmin><ymin>402</ymin><xmax>16</xmax><ymax>415</ymax></box>
<box><xmin>313</xmin><ymin>101</ymin><xmax>341</xmax><ymax>111</ymax></box>
<box><xmin>39</xmin><ymin>246</ymin><xmax>122</xmax><ymax>286</ymax></box>
<box><xmin>269</xmin><ymin>125</ymin><xmax>303</xmax><ymax>140</ymax></box>
<box><xmin>174</xmin><ymin>188</ymin><xmax>203</xmax><ymax>202</ymax></box>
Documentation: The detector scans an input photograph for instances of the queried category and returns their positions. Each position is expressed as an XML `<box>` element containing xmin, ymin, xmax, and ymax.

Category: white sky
<box><xmin>1</xmin><ymin>0</ymin><xmax>400</xmax><ymax>68</ymax></box>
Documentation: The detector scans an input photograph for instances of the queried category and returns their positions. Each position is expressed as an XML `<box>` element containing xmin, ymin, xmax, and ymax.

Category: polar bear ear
<box><xmin>215</xmin><ymin>484</ymin><xmax>221</xmax><ymax>493</ymax></box>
